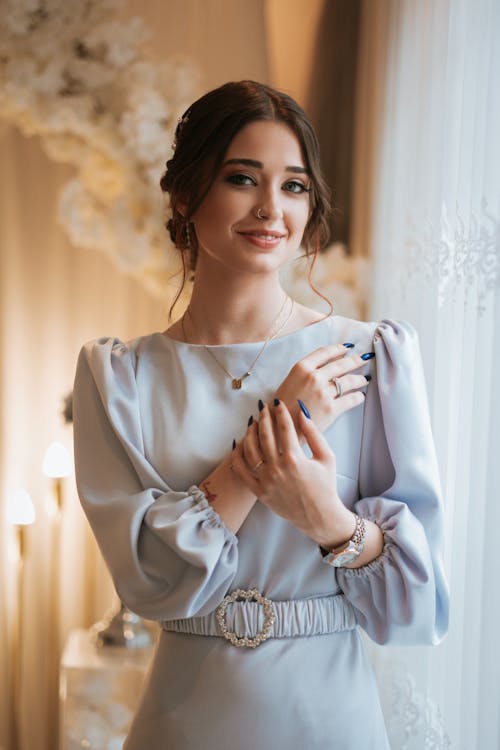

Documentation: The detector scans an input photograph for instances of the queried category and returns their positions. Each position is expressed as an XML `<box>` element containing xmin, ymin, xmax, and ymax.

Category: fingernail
<box><xmin>298</xmin><ymin>399</ymin><xmax>311</xmax><ymax>419</ymax></box>
<box><xmin>274</xmin><ymin>398</ymin><xmax>280</xmax><ymax>407</ymax></box>
<box><xmin>343</xmin><ymin>342</ymin><xmax>355</xmax><ymax>348</ymax></box>
<box><xmin>361</xmin><ymin>352</ymin><xmax>375</xmax><ymax>361</ymax></box>
<box><xmin>365</xmin><ymin>374</ymin><xmax>372</xmax><ymax>382</ymax></box>
<box><xmin>258</xmin><ymin>399</ymin><xmax>265</xmax><ymax>411</ymax></box>
<box><xmin>248</xmin><ymin>415</ymin><xmax>254</xmax><ymax>426</ymax></box>
<box><xmin>232</xmin><ymin>438</ymin><xmax>236</xmax><ymax>450</ymax></box>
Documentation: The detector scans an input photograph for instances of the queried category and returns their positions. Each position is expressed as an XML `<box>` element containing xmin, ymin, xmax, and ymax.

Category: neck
<box><xmin>186</xmin><ymin>271</ymin><xmax>289</xmax><ymax>345</ymax></box>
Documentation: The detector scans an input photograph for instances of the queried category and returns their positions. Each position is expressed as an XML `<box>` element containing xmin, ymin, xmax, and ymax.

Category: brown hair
<box><xmin>160</xmin><ymin>80</ymin><xmax>332</xmax><ymax>316</ymax></box>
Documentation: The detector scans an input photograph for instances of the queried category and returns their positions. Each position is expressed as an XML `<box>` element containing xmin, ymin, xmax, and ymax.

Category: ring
<box><xmin>252</xmin><ymin>459</ymin><xmax>265</xmax><ymax>472</ymax></box>
<box><xmin>257</xmin><ymin>208</ymin><xmax>265</xmax><ymax>220</ymax></box>
<box><xmin>332</xmin><ymin>377</ymin><xmax>343</xmax><ymax>398</ymax></box>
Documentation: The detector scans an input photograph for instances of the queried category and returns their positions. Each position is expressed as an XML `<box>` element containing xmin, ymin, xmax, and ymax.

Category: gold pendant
<box><xmin>231</xmin><ymin>372</ymin><xmax>250</xmax><ymax>390</ymax></box>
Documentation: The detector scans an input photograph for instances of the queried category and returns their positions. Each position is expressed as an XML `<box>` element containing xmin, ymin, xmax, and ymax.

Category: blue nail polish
<box><xmin>232</xmin><ymin>439</ymin><xmax>236</xmax><ymax>450</ymax></box>
<box><xmin>365</xmin><ymin>374</ymin><xmax>372</xmax><ymax>382</ymax></box>
<box><xmin>361</xmin><ymin>352</ymin><xmax>375</xmax><ymax>361</ymax></box>
<box><xmin>248</xmin><ymin>415</ymin><xmax>253</xmax><ymax>426</ymax></box>
<box><xmin>274</xmin><ymin>398</ymin><xmax>280</xmax><ymax>407</ymax></box>
<box><xmin>258</xmin><ymin>399</ymin><xmax>264</xmax><ymax>411</ymax></box>
<box><xmin>343</xmin><ymin>342</ymin><xmax>355</xmax><ymax>348</ymax></box>
<box><xmin>298</xmin><ymin>399</ymin><xmax>311</xmax><ymax>419</ymax></box>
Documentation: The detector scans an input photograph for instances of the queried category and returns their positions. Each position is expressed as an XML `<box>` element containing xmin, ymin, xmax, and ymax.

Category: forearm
<box><xmin>200</xmin><ymin>452</ymin><xmax>257</xmax><ymax>534</ymax></box>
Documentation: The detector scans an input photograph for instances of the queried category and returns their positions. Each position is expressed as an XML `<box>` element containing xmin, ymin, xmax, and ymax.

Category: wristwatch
<box><xmin>320</xmin><ymin>515</ymin><xmax>367</xmax><ymax>568</ymax></box>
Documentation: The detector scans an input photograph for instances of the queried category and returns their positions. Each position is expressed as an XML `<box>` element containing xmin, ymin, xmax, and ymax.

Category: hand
<box><xmin>231</xmin><ymin>400</ymin><xmax>356</xmax><ymax>548</ymax></box>
<box><xmin>275</xmin><ymin>343</ymin><xmax>371</xmax><ymax>435</ymax></box>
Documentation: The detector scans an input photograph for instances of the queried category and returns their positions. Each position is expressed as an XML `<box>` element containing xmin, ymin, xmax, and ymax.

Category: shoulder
<box><xmin>75</xmin><ymin>333</ymin><xmax>161</xmax><ymax>388</ymax></box>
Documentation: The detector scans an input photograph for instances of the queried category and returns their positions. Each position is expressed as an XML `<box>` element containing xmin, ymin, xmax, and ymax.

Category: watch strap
<box><xmin>320</xmin><ymin>514</ymin><xmax>367</xmax><ymax>567</ymax></box>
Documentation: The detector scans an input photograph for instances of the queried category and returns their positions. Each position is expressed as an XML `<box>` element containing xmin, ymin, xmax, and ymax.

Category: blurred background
<box><xmin>1</xmin><ymin>1</ymin><xmax>499</xmax><ymax>748</ymax></box>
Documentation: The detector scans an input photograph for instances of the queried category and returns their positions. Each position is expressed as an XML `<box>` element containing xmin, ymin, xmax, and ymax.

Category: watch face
<box><xmin>330</xmin><ymin>550</ymin><xmax>360</xmax><ymax>567</ymax></box>
<box><xmin>324</xmin><ymin>541</ymin><xmax>361</xmax><ymax>568</ymax></box>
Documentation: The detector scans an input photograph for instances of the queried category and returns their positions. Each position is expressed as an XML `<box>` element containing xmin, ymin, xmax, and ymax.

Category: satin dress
<box><xmin>73</xmin><ymin>316</ymin><xmax>449</xmax><ymax>749</ymax></box>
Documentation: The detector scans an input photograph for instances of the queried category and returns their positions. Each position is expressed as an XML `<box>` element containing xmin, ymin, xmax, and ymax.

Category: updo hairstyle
<box><xmin>160</xmin><ymin>80</ymin><xmax>331</xmax><ymax>313</ymax></box>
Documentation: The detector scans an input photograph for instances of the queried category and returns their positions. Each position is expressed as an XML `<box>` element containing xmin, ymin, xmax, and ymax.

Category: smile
<box><xmin>237</xmin><ymin>232</ymin><xmax>286</xmax><ymax>249</ymax></box>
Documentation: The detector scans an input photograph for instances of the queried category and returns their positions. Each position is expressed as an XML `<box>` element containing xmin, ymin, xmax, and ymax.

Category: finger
<box><xmin>274</xmin><ymin>399</ymin><xmax>302</xmax><ymax>454</ymax></box>
<box><xmin>297</xmin><ymin>409</ymin><xmax>336</xmax><ymax>462</ymax></box>
<box><xmin>319</xmin><ymin>353</ymin><xmax>371</xmax><ymax>381</ymax></box>
<box><xmin>257</xmin><ymin>403</ymin><xmax>281</xmax><ymax>462</ymax></box>
<box><xmin>241</xmin><ymin>422</ymin><xmax>265</xmax><ymax>474</ymax></box>
<box><xmin>296</xmin><ymin>343</ymin><xmax>353</xmax><ymax>371</ymax></box>
<box><xmin>329</xmin><ymin>373</ymin><xmax>370</xmax><ymax>398</ymax></box>
<box><xmin>231</xmin><ymin>442</ymin><xmax>261</xmax><ymax>494</ymax></box>
<box><xmin>331</xmin><ymin>389</ymin><xmax>366</xmax><ymax>417</ymax></box>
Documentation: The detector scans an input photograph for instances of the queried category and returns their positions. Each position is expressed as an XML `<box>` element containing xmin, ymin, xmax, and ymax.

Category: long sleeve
<box><xmin>73</xmin><ymin>337</ymin><xmax>238</xmax><ymax>621</ymax></box>
<box><xmin>336</xmin><ymin>320</ymin><xmax>449</xmax><ymax>645</ymax></box>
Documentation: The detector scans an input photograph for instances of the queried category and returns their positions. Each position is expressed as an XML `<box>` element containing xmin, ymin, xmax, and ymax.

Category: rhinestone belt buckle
<box><xmin>216</xmin><ymin>588</ymin><xmax>275</xmax><ymax>648</ymax></box>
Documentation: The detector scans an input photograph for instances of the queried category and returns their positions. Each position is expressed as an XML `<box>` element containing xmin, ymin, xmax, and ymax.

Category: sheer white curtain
<box><xmin>362</xmin><ymin>0</ymin><xmax>500</xmax><ymax>747</ymax></box>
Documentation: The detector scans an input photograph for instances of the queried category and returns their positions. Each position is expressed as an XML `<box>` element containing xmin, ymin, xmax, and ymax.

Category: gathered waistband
<box><xmin>162</xmin><ymin>591</ymin><xmax>357</xmax><ymax>645</ymax></box>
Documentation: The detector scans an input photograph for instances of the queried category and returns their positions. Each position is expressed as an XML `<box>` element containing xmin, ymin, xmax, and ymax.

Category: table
<box><xmin>59</xmin><ymin>628</ymin><xmax>155</xmax><ymax>750</ymax></box>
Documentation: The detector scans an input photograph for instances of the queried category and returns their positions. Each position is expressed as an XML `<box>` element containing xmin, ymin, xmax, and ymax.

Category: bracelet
<box><xmin>319</xmin><ymin>513</ymin><xmax>367</xmax><ymax>557</ymax></box>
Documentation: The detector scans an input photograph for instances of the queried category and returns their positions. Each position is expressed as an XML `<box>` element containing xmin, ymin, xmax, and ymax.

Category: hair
<box><xmin>160</xmin><ymin>80</ymin><xmax>332</xmax><ymax>317</ymax></box>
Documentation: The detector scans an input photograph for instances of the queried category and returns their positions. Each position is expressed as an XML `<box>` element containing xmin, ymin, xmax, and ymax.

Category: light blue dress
<box><xmin>73</xmin><ymin>316</ymin><xmax>449</xmax><ymax>749</ymax></box>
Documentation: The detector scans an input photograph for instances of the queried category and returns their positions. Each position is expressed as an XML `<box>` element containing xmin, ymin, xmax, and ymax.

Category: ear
<box><xmin>176</xmin><ymin>201</ymin><xmax>187</xmax><ymax>218</ymax></box>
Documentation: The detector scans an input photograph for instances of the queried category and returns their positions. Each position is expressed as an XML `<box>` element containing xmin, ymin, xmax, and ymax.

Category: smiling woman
<box><xmin>72</xmin><ymin>80</ymin><xmax>448</xmax><ymax>749</ymax></box>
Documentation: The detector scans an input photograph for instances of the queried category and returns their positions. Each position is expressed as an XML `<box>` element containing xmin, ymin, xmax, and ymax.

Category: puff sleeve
<box><xmin>336</xmin><ymin>320</ymin><xmax>449</xmax><ymax>645</ymax></box>
<box><xmin>72</xmin><ymin>338</ymin><xmax>238</xmax><ymax>621</ymax></box>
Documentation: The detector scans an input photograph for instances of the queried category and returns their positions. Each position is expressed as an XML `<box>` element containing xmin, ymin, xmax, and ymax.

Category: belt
<box><xmin>162</xmin><ymin>589</ymin><xmax>357</xmax><ymax>649</ymax></box>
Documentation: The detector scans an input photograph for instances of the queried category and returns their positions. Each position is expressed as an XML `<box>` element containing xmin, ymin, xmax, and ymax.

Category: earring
<box><xmin>185</xmin><ymin>220</ymin><xmax>191</xmax><ymax>247</ymax></box>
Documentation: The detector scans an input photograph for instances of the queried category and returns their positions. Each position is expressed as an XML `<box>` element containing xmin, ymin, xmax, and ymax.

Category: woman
<box><xmin>73</xmin><ymin>81</ymin><xmax>448</xmax><ymax>749</ymax></box>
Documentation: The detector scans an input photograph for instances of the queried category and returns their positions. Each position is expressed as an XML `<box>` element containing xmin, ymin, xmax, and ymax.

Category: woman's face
<box><xmin>191</xmin><ymin>120</ymin><xmax>311</xmax><ymax>277</ymax></box>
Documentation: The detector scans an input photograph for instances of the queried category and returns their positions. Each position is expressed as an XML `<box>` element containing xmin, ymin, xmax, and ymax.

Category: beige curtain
<box><xmin>0</xmin><ymin>124</ymin><xmax>162</xmax><ymax>750</ymax></box>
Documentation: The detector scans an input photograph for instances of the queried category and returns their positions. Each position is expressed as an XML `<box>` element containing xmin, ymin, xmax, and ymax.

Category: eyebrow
<box><xmin>223</xmin><ymin>158</ymin><xmax>309</xmax><ymax>175</ymax></box>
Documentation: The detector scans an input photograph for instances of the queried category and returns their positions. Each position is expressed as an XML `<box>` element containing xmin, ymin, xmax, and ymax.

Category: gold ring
<box><xmin>252</xmin><ymin>459</ymin><xmax>265</xmax><ymax>472</ymax></box>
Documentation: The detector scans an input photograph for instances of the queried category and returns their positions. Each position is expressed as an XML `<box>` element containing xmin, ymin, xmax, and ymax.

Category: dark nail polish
<box><xmin>343</xmin><ymin>342</ymin><xmax>355</xmax><ymax>348</ymax></box>
<box><xmin>258</xmin><ymin>399</ymin><xmax>265</xmax><ymax>411</ymax></box>
<box><xmin>365</xmin><ymin>374</ymin><xmax>372</xmax><ymax>382</ymax></box>
<box><xmin>248</xmin><ymin>415</ymin><xmax>253</xmax><ymax>426</ymax></box>
<box><xmin>274</xmin><ymin>398</ymin><xmax>280</xmax><ymax>407</ymax></box>
<box><xmin>298</xmin><ymin>399</ymin><xmax>311</xmax><ymax>419</ymax></box>
<box><xmin>232</xmin><ymin>439</ymin><xmax>236</xmax><ymax>450</ymax></box>
<box><xmin>361</xmin><ymin>352</ymin><xmax>375</xmax><ymax>361</ymax></box>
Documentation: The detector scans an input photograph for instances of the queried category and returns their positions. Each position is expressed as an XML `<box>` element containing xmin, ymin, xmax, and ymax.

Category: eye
<box><xmin>283</xmin><ymin>180</ymin><xmax>311</xmax><ymax>194</ymax></box>
<box><xmin>225</xmin><ymin>173</ymin><xmax>256</xmax><ymax>187</ymax></box>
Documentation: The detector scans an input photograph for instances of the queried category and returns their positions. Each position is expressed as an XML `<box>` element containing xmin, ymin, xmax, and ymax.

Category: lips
<box><xmin>237</xmin><ymin>230</ymin><xmax>286</xmax><ymax>249</ymax></box>
<box><xmin>237</xmin><ymin>229</ymin><xmax>286</xmax><ymax>239</ymax></box>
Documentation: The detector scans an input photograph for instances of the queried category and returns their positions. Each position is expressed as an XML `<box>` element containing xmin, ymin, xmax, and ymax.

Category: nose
<box><xmin>255</xmin><ymin>184</ymin><xmax>283</xmax><ymax>221</ymax></box>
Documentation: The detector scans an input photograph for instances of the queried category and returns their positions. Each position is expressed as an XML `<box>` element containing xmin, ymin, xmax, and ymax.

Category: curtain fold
<box><xmin>362</xmin><ymin>0</ymin><xmax>500</xmax><ymax>747</ymax></box>
<box><xmin>0</xmin><ymin>125</ymin><xmax>161</xmax><ymax>750</ymax></box>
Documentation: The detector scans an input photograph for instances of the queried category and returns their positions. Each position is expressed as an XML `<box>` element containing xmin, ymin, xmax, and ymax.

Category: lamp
<box><xmin>42</xmin><ymin>441</ymin><xmax>72</xmax><ymax>512</ymax></box>
<box><xmin>7</xmin><ymin>488</ymin><xmax>36</xmax><ymax>557</ymax></box>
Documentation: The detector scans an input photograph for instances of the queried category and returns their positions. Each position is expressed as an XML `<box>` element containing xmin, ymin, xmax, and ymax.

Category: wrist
<box><xmin>320</xmin><ymin>514</ymin><xmax>368</xmax><ymax>568</ymax></box>
<box><xmin>314</xmin><ymin>503</ymin><xmax>356</xmax><ymax>550</ymax></box>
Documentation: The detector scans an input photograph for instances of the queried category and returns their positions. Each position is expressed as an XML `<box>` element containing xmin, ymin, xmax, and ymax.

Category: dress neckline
<box><xmin>157</xmin><ymin>314</ymin><xmax>335</xmax><ymax>351</ymax></box>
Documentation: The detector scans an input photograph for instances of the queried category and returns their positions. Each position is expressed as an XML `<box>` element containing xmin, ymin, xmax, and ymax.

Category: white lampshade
<box><xmin>7</xmin><ymin>489</ymin><xmax>36</xmax><ymax>526</ymax></box>
<box><xmin>42</xmin><ymin>442</ymin><xmax>72</xmax><ymax>478</ymax></box>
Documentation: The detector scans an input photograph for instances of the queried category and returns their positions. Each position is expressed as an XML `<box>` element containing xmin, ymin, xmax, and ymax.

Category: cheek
<box><xmin>290</xmin><ymin>203</ymin><xmax>310</xmax><ymax>235</ymax></box>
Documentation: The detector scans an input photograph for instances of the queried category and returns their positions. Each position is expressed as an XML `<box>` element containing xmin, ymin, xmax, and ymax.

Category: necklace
<box><xmin>182</xmin><ymin>296</ymin><xmax>294</xmax><ymax>389</ymax></box>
